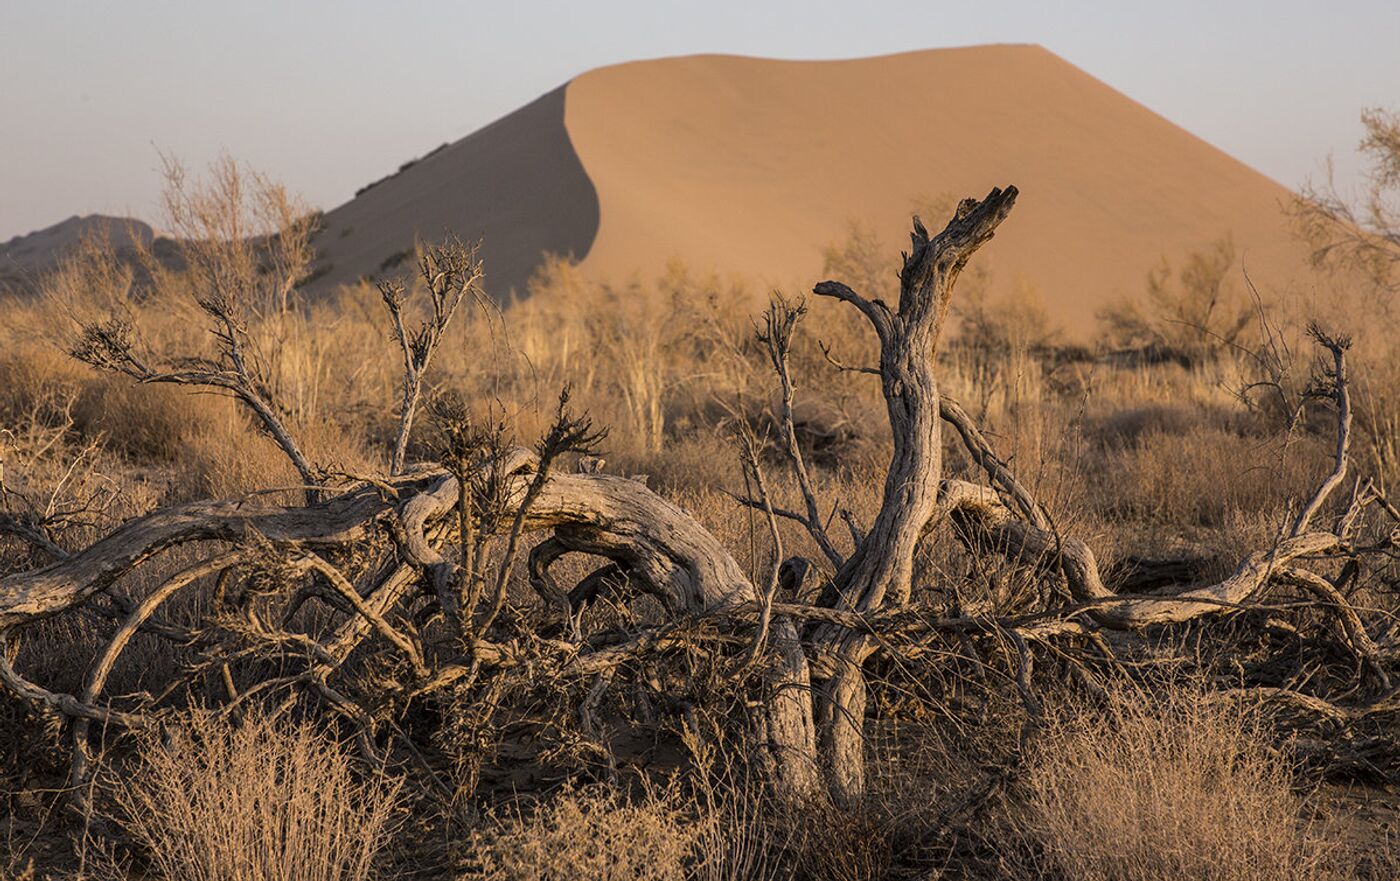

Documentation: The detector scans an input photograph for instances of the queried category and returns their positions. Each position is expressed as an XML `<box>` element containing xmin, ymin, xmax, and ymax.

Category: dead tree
<box><xmin>379</xmin><ymin>238</ymin><xmax>485</xmax><ymax>475</ymax></box>
<box><xmin>3</xmin><ymin>188</ymin><xmax>1398</xmax><ymax>811</ymax></box>
<box><xmin>804</xmin><ymin>189</ymin><xmax>1020</xmax><ymax>803</ymax></box>
<box><xmin>69</xmin><ymin>157</ymin><xmax>324</xmax><ymax>499</ymax></box>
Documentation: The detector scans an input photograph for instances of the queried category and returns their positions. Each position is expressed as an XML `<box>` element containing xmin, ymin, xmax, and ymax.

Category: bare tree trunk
<box><xmin>809</xmin><ymin>187</ymin><xmax>1019</xmax><ymax>804</ymax></box>
<box><xmin>764</xmin><ymin>617</ymin><xmax>822</xmax><ymax>799</ymax></box>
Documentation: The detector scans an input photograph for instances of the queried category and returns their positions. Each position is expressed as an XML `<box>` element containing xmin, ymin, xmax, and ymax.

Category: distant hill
<box><xmin>1</xmin><ymin>215</ymin><xmax>158</xmax><ymax>292</ymax></box>
<box><xmin>307</xmin><ymin>44</ymin><xmax>1322</xmax><ymax>336</ymax></box>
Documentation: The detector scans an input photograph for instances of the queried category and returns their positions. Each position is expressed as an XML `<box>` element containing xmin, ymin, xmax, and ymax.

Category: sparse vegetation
<box><xmin>1024</xmin><ymin>682</ymin><xmax>1338</xmax><ymax>881</ymax></box>
<box><xmin>1</xmin><ymin>147</ymin><xmax>1398</xmax><ymax>881</ymax></box>
<box><xmin>97</xmin><ymin>709</ymin><xmax>401</xmax><ymax>881</ymax></box>
<box><xmin>468</xmin><ymin>787</ymin><xmax>695</xmax><ymax>881</ymax></box>
<box><xmin>1295</xmin><ymin>108</ymin><xmax>1400</xmax><ymax>306</ymax></box>
<box><xmin>1098</xmin><ymin>235</ymin><xmax>1256</xmax><ymax>364</ymax></box>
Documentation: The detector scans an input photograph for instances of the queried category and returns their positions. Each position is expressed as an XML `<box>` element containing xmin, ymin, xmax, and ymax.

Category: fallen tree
<box><xmin>3</xmin><ymin>186</ymin><xmax>1398</xmax><ymax>812</ymax></box>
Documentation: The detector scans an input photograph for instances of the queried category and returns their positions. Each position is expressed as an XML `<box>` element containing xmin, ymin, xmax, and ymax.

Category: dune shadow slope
<box><xmin>309</xmin><ymin>85</ymin><xmax>599</xmax><ymax>300</ymax></box>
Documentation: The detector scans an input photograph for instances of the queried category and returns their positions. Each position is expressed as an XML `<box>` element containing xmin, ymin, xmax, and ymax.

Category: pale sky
<box><xmin>2</xmin><ymin>1</ymin><xmax>1397</xmax><ymax>241</ymax></box>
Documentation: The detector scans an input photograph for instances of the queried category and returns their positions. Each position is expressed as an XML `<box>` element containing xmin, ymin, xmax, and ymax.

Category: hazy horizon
<box><xmin>3</xmin><ymin>0</ymin><xmax>1397</xmax><ymax>240</ymax></box>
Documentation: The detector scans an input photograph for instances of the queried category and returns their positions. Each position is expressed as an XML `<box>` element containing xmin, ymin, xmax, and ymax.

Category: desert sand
<box><xmin>308</xmin><ymin>44</ymin><xmax>1319</xmax><ymax>336</ymax></box>
<box><xmin>309</xmin><ymin>85</ymin><xmax>599</xmax><ymax>299</ymax></box>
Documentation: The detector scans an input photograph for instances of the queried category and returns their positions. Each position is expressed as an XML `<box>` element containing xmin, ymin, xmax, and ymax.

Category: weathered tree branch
<box><xmin>380</xmin><ymin>238</ymin><xmax>484</xmax><ymax>475</ymax></box>
<box><xmin>809</xmin><ymin>185</ymin><xmax>1019</xmax><ymax>804</ymax></box>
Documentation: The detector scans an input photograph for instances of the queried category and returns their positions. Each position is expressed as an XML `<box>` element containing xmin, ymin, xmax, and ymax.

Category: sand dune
<box><xmin>566</xmin><ymin>45</ymin><xmax>1322</xmax><ymax>333</ymax></box>
<box><xmin>8</xmin><ymin>46</ymin><xmax>1320</xmax><ymax>335</ymax></box>
<box><xmin>310</xmin><ymin>86</ymin><xmax>599</xmax><ymax>298</ymax></box>
<box><xmin>307</xmin><ymin>44</ymin><xmax>1319</xmax><ymax>336</ymax></box>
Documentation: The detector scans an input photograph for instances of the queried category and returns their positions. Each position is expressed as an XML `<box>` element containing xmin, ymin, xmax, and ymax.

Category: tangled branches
<box><xmin>3</xmin><ymin>189</ymin><xmax>1399</xmax><ymax>820</ymax></box>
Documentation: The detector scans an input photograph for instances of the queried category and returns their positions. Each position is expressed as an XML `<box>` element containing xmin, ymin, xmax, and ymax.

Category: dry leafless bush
<box><xmin>1293</xmin><ymin>107</ymin><xmax>1399</xmax><ymax>313</ymax></box>
<box><xmin>1023</xmin><ymin>680</ymin><xmax>1341</xmax><ymax>881</ymax></box>
<box><xmin>1098</xmin><ymin>236</ymin><xmax>1256</xmax><ymax>364</ymax></box>
<box><xmin>97</xmin><ymin>708</ymin><xmax>401</xmax><ymax>881</ymax></box>
<box><xmin>465</xmin><ymin>786</ymin><xmax>696</xmax><ymax>881</ymax></box>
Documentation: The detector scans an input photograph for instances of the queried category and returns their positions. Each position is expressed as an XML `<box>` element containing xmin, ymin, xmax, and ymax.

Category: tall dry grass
<box><xmin>467</xmin><ymin>786</ymin><xmax>696</xmax><ymax>881</ymax></box>
<box><xmin>98</xmin><ymin>709</ymin><xmax>401</xmax><ymax>881</ymax></box>
<box><xmin>1023</xmin><ymin>682</ymin><xmax>1338</xmax><ymax>881</ymax></box>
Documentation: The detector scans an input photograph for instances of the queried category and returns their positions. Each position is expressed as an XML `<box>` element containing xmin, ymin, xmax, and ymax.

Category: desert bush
<box><xmin>1293</xmin><ymin>106</ymin><xmax>1400</xmax><ymax>311</ymax></box>
<box><xmin>1354</xmin><ymin>361</ymin><xmax>1400</xmax><ymax>493</ymax></box>
<box><xmin>0</xmin><ymin>340</ymin><xmax>89</xmax><ymax>430</ymax></box>
<box><xmin>821</xmin><ymin>220</ymin><xmax>896</xmax><ymax>303</ymax></box>
<box><xmin>690</xmin><ymin>785</ymin><xmax>784</xmax><ymax>881</ymax></box>
<box><xmin>467</xmin><ymin>787</ymin><xmax>697</xmax><ymax>881</ymax></box>
<box><xmin>1285</xmin><ymin>106</ymin><xmax>1400</xmax><ymax>492</ymax></box>
<box><xmin>177</xmin><ymin>409</ymin><xmax>373</xmax><ymax>501</ymax></box>
<box><xmin>72</xmin><ymin>375</ymin><xmax>220</xmax><ymax>464</ymax></box>
<box><xmin>953</xmin><ymin>276</ymin><xmax>1060</xmax><ymax>356</ymax></box>
<box><xmin>1099</xmin><ymin>237</ymin><xmax>1255</xmax><ymax>363</ymax></box>
<box><xmin>1089</xmin><ymin>400</ymin><xmax>1247</xmax><ymax>448</ymax></box>
<box><xmin>774</xmin><ymin>797</ymin><xmax>890</xmax><ymax>881</ymax></box>
<box><xmin>1102</xmin><ymin>424</ymin><xmax>1324</xmax><ymax>528</ymax></box>
<box><xmin>1023</xmin><ymin>682</ymin><xmax>1338</xmax><ymax>881</ymax></box>
<box><xmin>0</xmin><ymin>398</ymin><xmax>148</xmax><ymax>559</ymax></box>
<box><xmin>517</xmin><ymin>257</ymin><xmax>761</xmax><ymax>457</ymax></box>
<box><xmin>175</xmin><ymin>418</ymin><xmax>305</xmax><ymax>500</ymax></box>
<box><xmin>101</xmin><ymin>708</ymin><xmax>401</xmax><ymax>881</ymax></box>
<box><xmin>49</xmin><ymin>156</ymin><xmax>335</xmax><ymax>493</ymax></box>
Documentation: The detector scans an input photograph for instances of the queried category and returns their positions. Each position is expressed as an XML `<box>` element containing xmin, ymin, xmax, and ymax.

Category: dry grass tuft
<box><xmin>1024</xmin><ymin>682</ymin><xmax>1339</xmax><ymax>881</ymax></box>
<box><xmin>467</xmin><ymin>786</ymin><xmax>697</xmax><ymax>881</ymax></box>
<box><xmin>780</xmin><ymin>797</ymin><xmax>891</xmax><ymax>881</ymax></box>
<box><xmin>1104</xmin><ymin>425</ymin><xmax>1324</xmax><ymax>528</ymax></box>
<box><xmin>101</xmin><ymin>709</ymin><xmax>401</xmax><ymax>881</ymax></box>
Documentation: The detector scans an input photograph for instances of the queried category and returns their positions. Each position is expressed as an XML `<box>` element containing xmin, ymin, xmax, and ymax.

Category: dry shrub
<box><xmin>1352</xmin><ymin>355</ymin><xmax>1400</xmax><ymax>493</ymax></box>
<box><xmin>691</xmin><ymin>786</ymin><xmax>784</xmax><ymax>881</ymax></box>
<box><xmin>779</xmin><ymin>797</ymin><xmax>890</xmax><ymax>881</ymax></box>
<box><xmin>167</xmin><ymin>408</ymin><xmax>373</xmax><ymax>501</ymax></box>
<box><xmin>159</xmin><ymin>410</ymin><xmax>304</xmax><ymax>500</ymax></box>
<box><xmin>1090</xmin><ymin>401</ymin><xmax>1245</xmax><ymax>449</ymax></box>
<box><xmin>613</xmin><ymin>431</ymin><xmax>738</xmax><ymax>495</ymax></box>
<box><xmin>469</xmin><ymin>786</ymin><xmax>696</xmax><ymax>881</ymax></box>
<box><xmin>1098</xmin><ymin>236</ymin><xmax>1255</xmax><ymax>362</ymax></box>
<box><xmin>1024</xmin><ymin>682</ymin><xmax>1339</xmax><ymax>881</ymax></box>
<box><xmin>953</xmin><ymin>275</ymin><xmax>1060</xmax><ymax>356</ymax></box>
<box><xmin>678</xmin><ymin>726</ymin><xmax>788</xmax><ymax>881</ymax></box>
<box><xmin>1105</xmin><ymin>425</ymin><xmax>1323</xmax><ymax>527</ymax></box>
<box><xmin>102</xmin><ymin>709</ymin><xmax>401</xmax><ymax>881</ymax></box>
<box><xmin>0</xmin><ymin>340</ymin><xmax>88</xmax><ymax>428</ymax></box>
<box><xmin>73</xmin><ymin>375</ymin><xmax>220</xmax><ymax>463</ymax></box>
<box><xmin>821</xmin><ymin>219</ymin><xmax>896</xmax><ymax>303</ymax></box>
